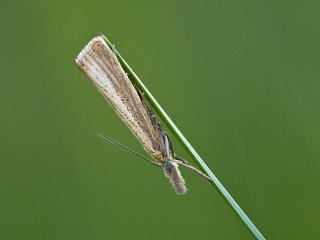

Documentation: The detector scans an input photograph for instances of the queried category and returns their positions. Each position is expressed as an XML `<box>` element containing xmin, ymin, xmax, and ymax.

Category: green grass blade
<box><xmin>102</xmin><ymin>35</ymin><xmax>265</xmax><ymax>240</ymax></box>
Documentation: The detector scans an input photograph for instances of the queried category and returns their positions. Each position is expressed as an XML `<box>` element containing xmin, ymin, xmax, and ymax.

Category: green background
<box><xmin>1</xmin><ymin>0</ymin><xmax>319</xmax><ymax>239</ymax></box>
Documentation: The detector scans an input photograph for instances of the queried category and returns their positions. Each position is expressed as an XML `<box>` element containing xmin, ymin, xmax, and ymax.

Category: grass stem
<box><xmin>102</xmin><ymin>35</ymin><xmax>265</xmax><ymax>240</ymax></box>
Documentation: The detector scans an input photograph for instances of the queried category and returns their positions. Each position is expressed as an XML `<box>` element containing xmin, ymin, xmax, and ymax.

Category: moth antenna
<box><xmin>98</xmin><ymin>132</ymin><xmax>160</xmax><ymax>167</ymax></box>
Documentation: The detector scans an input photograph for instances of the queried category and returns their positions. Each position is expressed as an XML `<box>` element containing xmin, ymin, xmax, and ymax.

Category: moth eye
<box><xmin>163</xmin><ymin>162</ymin><xmax>172</xmax><ymax>170</ymax></box>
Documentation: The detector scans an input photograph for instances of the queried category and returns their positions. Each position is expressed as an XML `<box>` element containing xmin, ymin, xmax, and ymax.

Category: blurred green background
<box><xmin>1</xmin><ymin>0</ymin><xmax>319</xmax><ymax>239</ymax></box>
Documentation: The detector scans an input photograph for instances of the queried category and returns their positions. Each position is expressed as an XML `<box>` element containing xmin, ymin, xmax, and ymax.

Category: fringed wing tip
<box><xmin>75</xmin><ymin>35</ymin><xmax>107</xmax><ymax>66</ymax></box>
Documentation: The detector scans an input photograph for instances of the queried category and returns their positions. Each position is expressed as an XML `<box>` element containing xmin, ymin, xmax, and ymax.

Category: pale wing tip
<box><xmin>75</xmin><ymin>35</ymin><xmax>108</xmax><ymax>65</ymax></box>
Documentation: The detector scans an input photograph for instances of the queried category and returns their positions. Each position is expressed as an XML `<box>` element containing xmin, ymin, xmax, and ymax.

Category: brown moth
<box><xmin>76</xmin><ymin>35</ymin><xmax>209</xmax><ymax>194</ymax></box>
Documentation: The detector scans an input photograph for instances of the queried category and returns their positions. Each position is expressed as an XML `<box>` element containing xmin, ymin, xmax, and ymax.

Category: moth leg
<box><xmin>161</xmin><ymin>131</ymin><xmax>174</xmax><ymax>159</ymax></box>
<box><xmin>160</xmin><ymin>131</ymin><xmax>210</xmax><ymax>181</ymax></box>
<box><xmin>171</xmin><ymin>158</ymin><xmax>211</xmax><ymax>182</ymax></box>
<box><xmin>174</xmin><ymin>156</ymin><xmax>190</xmax><ymax>165</ymax></box>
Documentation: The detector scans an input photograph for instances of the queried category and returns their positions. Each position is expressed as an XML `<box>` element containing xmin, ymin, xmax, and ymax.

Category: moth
<box><xmin>76</xmin><ymin>35</ymin><xmax>209</xmax><ymax>194</ymax></box>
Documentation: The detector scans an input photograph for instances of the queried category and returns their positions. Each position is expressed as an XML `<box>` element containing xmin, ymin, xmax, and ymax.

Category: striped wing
<box><xmin>76</xmin><ymin>36</ymin><xmax>164</xmax><ymax>162</ymax></box>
